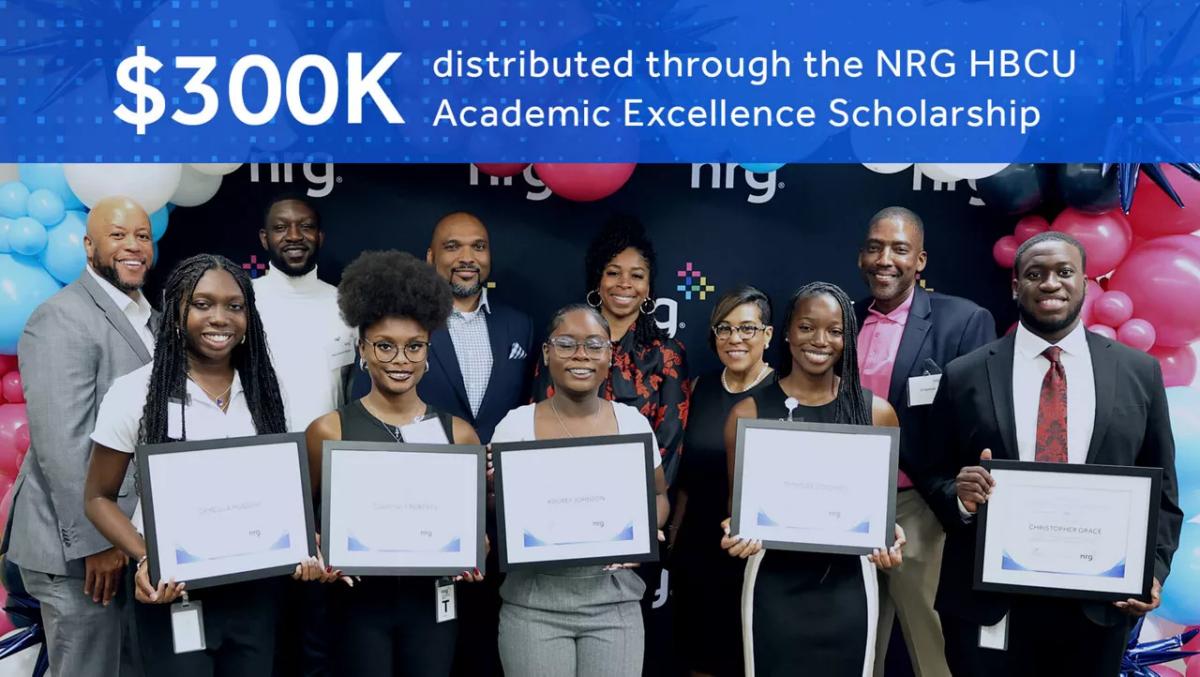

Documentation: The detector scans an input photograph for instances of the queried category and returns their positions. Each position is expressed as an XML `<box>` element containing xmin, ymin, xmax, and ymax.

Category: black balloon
<box><xmin>1056</xmin><ymin>163</ymin><xmax>1120</xmax><ymax>212</ymax></box>
<box><xmin>973</xmin><ymin>164</ymin><xmax>1049</xmax><ymax>215</ymax></box>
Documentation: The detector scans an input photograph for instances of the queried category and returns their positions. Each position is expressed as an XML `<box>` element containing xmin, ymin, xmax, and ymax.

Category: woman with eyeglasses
<box><xmin>304</xmin><ymin>250</ymin><xmax>482</xmax><ymax>677</ymax></box>
<box><xmin>493</xmin><ymin>304</ymin><xmax>669</xmax><ymax>677</ymax></box>
<box><xmin>669</xmin><ymin>286</ymin><xmax>776</xmax><ymax>677</ymax></box>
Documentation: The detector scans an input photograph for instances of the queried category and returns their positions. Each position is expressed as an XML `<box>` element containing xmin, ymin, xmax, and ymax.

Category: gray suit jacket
<box><xmin>3</xmin><ymin>271</ymin><xmax>155</xmax><ymax>577</ymax></box>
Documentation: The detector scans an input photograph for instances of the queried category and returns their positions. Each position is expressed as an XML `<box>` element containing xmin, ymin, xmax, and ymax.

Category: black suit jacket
<box><xmin>855</xmin><ymin>286</ymin><xmax>996</xmax><ymax>492</ymax></box>
<box><xmin>350</xmin><ymin>302</ymin><xmax>533</xmax><ymax>443</ymax></box>
<box><xmin>925</xmin><ymin>331</ymin><xmax>1183</xmax><ymax>627</ymax></box>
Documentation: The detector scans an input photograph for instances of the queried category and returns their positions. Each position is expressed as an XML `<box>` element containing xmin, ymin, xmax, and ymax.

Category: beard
<box><xmin>449</xmin><ymin>266</ymin><xmax>482</xmax><ymax>298</ymax></box>
<box><xmin>91</xmin><ymin>255</ymin><xmax>142</xmax><ymax>293</ymax></box>
<box><xmin>1017</xmin><ymin>297</ymin><xmax>1084</xmax><ymax>337</ymax></box>
<box><xmin>267</xmin><ymin>245</ymin><xmax>318</xmax><ymax>277</ymax></box>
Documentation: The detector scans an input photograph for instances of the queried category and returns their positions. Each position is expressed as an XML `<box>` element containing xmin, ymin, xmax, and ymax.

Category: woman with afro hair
<box><xmin>305</xmin><ymin>250</ymin><xmax>483</xmax><ymax>677</ymax></box>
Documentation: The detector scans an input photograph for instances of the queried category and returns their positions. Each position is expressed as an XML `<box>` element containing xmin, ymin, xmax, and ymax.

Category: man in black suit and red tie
<box><xmin>922</xmin><ymin>232</ymin><xmax>1182</xmax><ymax>676</ymax></box>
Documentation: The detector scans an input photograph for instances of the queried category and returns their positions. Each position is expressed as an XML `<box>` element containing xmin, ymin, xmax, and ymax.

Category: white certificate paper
<box><xmin>731</xmin><ymin>420</ymin><xmax>898</xmax><ymax>555</ymax></box>
<box><xmin>977</xmin><ymin>462</ymin><xmax>1158</xmax><ymax>599</ymax></box>
<box><xmin>495</xmin><ymin>435</ymin><xmax>657</xmax><ymax>569</ymax></box>
<box><xmin>323</xmin><ymin>443</ymin><xmax>483</xmax><ymax>575</ymax></box>
<box><xmin>141</xmin><ymin>437</ymin><xmax>314</xmax><ymax>587</ymax></box>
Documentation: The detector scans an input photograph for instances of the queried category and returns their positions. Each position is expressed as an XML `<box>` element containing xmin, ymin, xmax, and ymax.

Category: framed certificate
<box><xmin>730</xmin><ymin>419</ymin><xmax>899</xmax><ymax>555</ymax></box>
<box><xmin>320</xmin><ymin>441</ymin><xmax>486</xmax><ymax>576</ymax></box>
<box><xmin>136</xmin><ymin>433</ymin><xmax>317</xmax><ymax>590</ymax></box>
<box><xmin>974</xmin><ymin>460</ymin><xmax>1161</xmax><ymax>601</ymax></box>
<box><xmin>493</xmin><ymin>434</ymin><xmax>659</xmax><ymax>571</ymax></box>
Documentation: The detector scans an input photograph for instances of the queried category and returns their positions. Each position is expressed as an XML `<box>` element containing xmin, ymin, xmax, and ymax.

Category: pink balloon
<box><xmin>1154</xmin><ymin>666</ymin><xmax>1184</xmax><ymax>677</ymax></box>
<box><xmin>993</xmin><ymin>235</ymin><xmax>1019</xmax><ymax>268</ymax></box>
<box><xmin>0</xmin><ymin>371</ymin><xmax>21</xmax><ymax>404</ymax></box>
<box><xmin>0</xmin><ymin>403</ymin><xmax>27</xmax><ymax>479</ymax></box>
<box><xmin>1081</xmin><ymin>279</ymin><xmax>1105</xmax><ymax>326</ymax></box>
<box><xmin>1145</xmin><ymin>234</ymin><xmax>1200</xmax><ymax>261</ymax></box>
<box><xmin>1093</xmin><ymin>290</ymin><xmax>1135</xmax><ymax>327</ymax></box>
<box><xmin>1013</xmin><ymin>215</ymin><xmax>1050</xmax><ymax>244</ymax></box>
<box><xmin>1129</xmin><ymin>165</ymin><xmax>1200</xmax><ymax>239</ymax></box>
<box><xmin>1187</xmin><ymin>654</ymin><xmax>1200</xmax><ymax>677</ymax></box>
<box><xmin>532</xmin><ymin>163</ymin><xmax>636</xmax><ymax>202</ymax></box>
<box><xmin>1088</xmin><ymin>324</ymin><xmax>1118</xmax><ymax>340</ymax></box>
<box><xmin>1117</xmin><ymin>318</ymin><xmax>1157</xmax><ymax>352</ymax></box>
<box><xmin>1109</xmin><ymin>243</ymin><xmax>1200</xmax><ymax>347</ymax></box>
<box><xmin>14</xmin><ymin>424</ymin><xmax>29</xmax><ymax>454</ymax></box>
<box><xmin>1050</xmin><ymin>207</ymin><xmax>1133</xmax><ymax>277</ymax></box>
<box><xmin>473</xmin><ymin>163</ymin><xmax>529</xmax><ymax>178</ymax></box>
<box><xmin>0</xmin><ymin>354</ymin><xmax>14</xmax><ymax>375</ymax></box>
<box><xmin>1150</xmin><ymin>344</ymin><xmax>1198</xmax><ymax>387</ymax></box>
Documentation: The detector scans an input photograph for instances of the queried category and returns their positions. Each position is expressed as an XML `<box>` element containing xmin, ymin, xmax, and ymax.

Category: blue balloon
<box><xmin>18</xmin><ymin>164</ymin><xmax>84</xmax><ymax>210</ymax></box>
<box><xmin>150</xmin><ymin>207</ymin><xmax>170</xmax><ymax>241</ymax></box>
<box><xmin>39</xmin><ymin>211</ymin><xmax>88</xmax><ymax>284</ymax></box>
<box><xmin>0</xmin><ymin>217</ymin><xmax>12</xmax><ymax>253</ymax></box>
<box><xmin>0</xmin><ymin>182</ymin><xmax>30</xmax><ymax>218</ymax></box>
<box><xmin>1166</xmin><ymin>387</ymin><xmax>1200</xmax><ymax>515</ymax></box>
<box><xmin>26</xmin><ymin>189</ymin><xmax>65</xmax><ymax>227</ymax></box>
<box><xmin>0</xmin><ymin>253</ymin><xmax>63</xmax><ymax>353</ymax></box>
<box><xmin>1157</xmin><ymin>522</ymin><xmax>1200</xmax><ymax>625</ymax></box>
<box><xmin>9</xmin><ymin>216</ymin><xmax>48</xmax><ymax>256</ymax></box>
<box><xmin>740</xmin><ymin>163</ymin><xmax>786</xmax><ymax>174</ymax></box>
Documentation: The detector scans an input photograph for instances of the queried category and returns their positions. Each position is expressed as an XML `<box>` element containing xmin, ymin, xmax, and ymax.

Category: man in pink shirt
<box><xmin>855</xmin><ymin>207</ymin><xmax>996</xmax><ymax>677</ymax></box>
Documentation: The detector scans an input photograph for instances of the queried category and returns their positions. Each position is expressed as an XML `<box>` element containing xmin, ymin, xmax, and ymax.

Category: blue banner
<box><xmin>0</xmin><ymin>0</ymin><xmax>1197</xmax><ymax>162</ymax></box>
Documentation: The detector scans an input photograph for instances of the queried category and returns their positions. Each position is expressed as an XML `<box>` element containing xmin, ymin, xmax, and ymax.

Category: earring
<box><xmin>424</xmin><ymin>361</ymin><xmax>430</xmax><ymax>373</ymax></box>
<box><xmin>240</xmin><ymin>335</ymin><xmax>246</xmax><ymax>345</ymax></box>
<box><xmin>359</xmin><ymin>357</ymin><xmax>367</xmax><ymax>372</ymax></box>
<box><xmin>640</xmin><ymin>298</ymin><xmax>656</xmax><ymax>315</ymax></box>
<box><xmin>586</xmin><ymin>289</ymin><xmax>602</xmax><ymax>308</ymax></box>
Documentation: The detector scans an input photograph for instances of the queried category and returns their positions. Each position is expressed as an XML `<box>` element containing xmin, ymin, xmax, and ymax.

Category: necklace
<box><xmin>549</xmin><ymin>397</ymin><xmax>601</xmax><ymax>438</ymax></box>
<box><xmin>364</xmin><ymin>401</ymin><xmax>427</xmax><ymax>443</ymax></box>
<box><xmin>722</xmin><ymin>363</ymin><xmax>772</xmax><ymax>394</ymax></box>
<box><xmin>188</xmin><ymin>374</ymin><xmax>233</xmax><ymax>410</ymax></box>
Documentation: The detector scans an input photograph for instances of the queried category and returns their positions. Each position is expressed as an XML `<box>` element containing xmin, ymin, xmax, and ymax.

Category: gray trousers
<box><xmin>20</xmin><ymin>566</ymin><xmax>126</xmax><ymax>677</ymax></box>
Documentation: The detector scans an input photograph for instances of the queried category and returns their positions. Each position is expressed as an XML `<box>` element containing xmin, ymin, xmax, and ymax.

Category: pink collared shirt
<box><xmin>858</xmin><ymin>288</ymin><xmax>915</xmax><ymax>489</ymax></box>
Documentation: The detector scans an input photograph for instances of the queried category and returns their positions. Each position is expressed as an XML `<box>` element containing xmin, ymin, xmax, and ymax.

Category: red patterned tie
<box><xmin>1035</xmin><ymin>346</ymin><xmax>1068</xmax><ymax>463</ymax></box>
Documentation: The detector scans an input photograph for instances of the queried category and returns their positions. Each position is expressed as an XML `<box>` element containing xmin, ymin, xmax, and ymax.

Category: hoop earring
<box><xmin>359</xmin><ymin>357</ymin><xmax>367</xmax><ymax>372</ymax></box>
<box><xmin>240</xmin><ymin>334</ymin><xmax>246</xmax><ymax>345</ymax></box>
<box><xmin>586</xmin><ymin>289</ymin><xmax>602</xmax><ymax>308</ymax></box>
<box><xmin>640</xmin><ymin>298</ymin><xmax>656</xmax><ymax>315</ymax></box>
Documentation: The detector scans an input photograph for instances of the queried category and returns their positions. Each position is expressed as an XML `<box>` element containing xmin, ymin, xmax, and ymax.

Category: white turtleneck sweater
<box><xmin>253</xmin><ymin>263</ymin><xmax>356</xmax><ymax>432</ymax></box>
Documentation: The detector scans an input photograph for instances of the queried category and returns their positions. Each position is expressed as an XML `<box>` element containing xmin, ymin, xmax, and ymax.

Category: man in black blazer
<box><xmin>855</xmin><ymin>207</ymin><xmax>995</xmax><ymax>677</ymax></box>
<box><xmin>923</xmin><ymin>232</ymin><xmax>1182</xmax><ymax>676</ymax></box>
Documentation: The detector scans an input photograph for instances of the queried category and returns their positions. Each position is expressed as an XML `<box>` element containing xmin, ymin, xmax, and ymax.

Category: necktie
<box><xmin>1034</xmin><ymin>346</ymin><xmax>1068</xmax><ymax>463</ymax></box>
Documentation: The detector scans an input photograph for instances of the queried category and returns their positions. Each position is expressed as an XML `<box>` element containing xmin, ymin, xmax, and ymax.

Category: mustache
<box><xmin>452</xmin><ymin>265</ymin><xmax>480</xmax><ymax>273</ymax></box>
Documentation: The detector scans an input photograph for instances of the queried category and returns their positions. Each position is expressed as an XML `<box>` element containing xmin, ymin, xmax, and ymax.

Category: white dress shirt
<box><xmin>446</xmin><ymin>288</ymin><xmax>493</xmax><ymax>417</ymax></box>
<box><xmin>253</xmin><ymin>264</ymin><xmax>357</xmax><ymax>433</ymax></box>
<box><xmin>86</xmin><ymin>265</ymin><xmax>155</xmax><ymax>353</ymax></box>
<box><xmin>1012</xmin><ymin>321</ymin><xmax>1095</xmax><ymax>464</ymax></box>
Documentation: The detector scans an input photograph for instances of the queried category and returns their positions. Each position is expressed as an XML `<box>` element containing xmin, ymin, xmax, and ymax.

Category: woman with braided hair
<box><xmin>719</xmin><ymin>282</ymin><xmax>906</xmax><ymax>677</ymax></box>
<box><xmin>84</xmin><ymin>254</ymin><xmax>329</xmax><ymax>676</ymax></box>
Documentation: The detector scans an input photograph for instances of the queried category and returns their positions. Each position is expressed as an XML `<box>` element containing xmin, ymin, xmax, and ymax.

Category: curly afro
<box><xmin>338</xmin><ymin>250</ymin><xmax>453</xmax><ymax>334</ymax></box>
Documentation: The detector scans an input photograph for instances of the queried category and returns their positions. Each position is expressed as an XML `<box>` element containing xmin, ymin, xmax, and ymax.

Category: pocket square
<box><xmin>509</xmin><ymin>343</ymin><xmax>527</xmax><ymax>359</ymax></box>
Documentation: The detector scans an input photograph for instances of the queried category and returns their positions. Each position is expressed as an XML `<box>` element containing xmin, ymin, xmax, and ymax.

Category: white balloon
<box><xmin>915</xmin><ymin>163</ymin><xmax>961</xmax><ymax>184</ymax></box>
<box><xmin>189</xmin><ymin>163</ymin><xmax>242</xmax><ymax>176</ymax></box>
<box><xmin>862</xmin><ymin>163</ymin><xmax>913</xmax><ymax>175</ymax></box>
<box><xmin>170</xmin><ymin>166</ymin><xmax>223</xmax><ymax>207</ymax></box>
<box><xmin>926</xmin><ymin>163</ymin><xmax>1009</xmax><ymax>180</ymax></box>
<box><xmin>64</xmin><ymin>163</ymin><xmax>182</xmax><ymax>214</ymax></box>
<box><xmin>0</xmin><ymin>164</ymin><xmax>18</xmax><ymax>183</ymax></box>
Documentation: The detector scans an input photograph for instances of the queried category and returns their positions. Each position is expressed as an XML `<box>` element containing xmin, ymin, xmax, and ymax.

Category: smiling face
<box><xmin>260</xmin><ymin>199</ymin><xmax>322</xmax><ymax>276</ymax></box>
<box><xmin>428</xmin><ymin>213</ymin><xmax>491</xmax><ymax>300</ymax></box>
<box><xmin>858</xmin><ymin>216</ymin><xmax>926</xmax><ymax>311</ymax></box>
<box><xmin>361</xmin><ymin>316</ymin><xmax>430</xmax><ymax>398</ymax></box>
<box><xmin>84</xmin><ymin>197</ymin><xmax>154</xmax><ymax>293</ymax></box>
<box><xmin>183</xmin><ymin>268</ymin><xmax>247</xmax><ymax>363</ymax></box>
<box><xmin>787</xmin><ymin>293</ymin><xmax>845</xmax><ymax>378</ymax></box>
<box><xmin>598</xmin><ymin>247</ymin><xmax>651</xmax><ymax>321</ymax></box>
<box><xmin>1014</xmin><ymin>239</ymin><xmax>1086</xmax><ymax>342</ymax></box>
<box><xmin>714</xmin><ymin>302</ymin><xmax>772</xmax><ymax>374</ymax></box>
<box><xmin>543</xmin><ymin>309</ymin><xmax>612</xmax><ymax>397</ymax></box>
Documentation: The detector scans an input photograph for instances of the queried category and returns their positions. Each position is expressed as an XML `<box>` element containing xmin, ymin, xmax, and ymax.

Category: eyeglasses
<box><xmin>366</xmin><ymin>339</ymin><xmax>429</xmax><ymax>363</ymax></box>
<box><xmin>547</xmin><ymin>336</ymin><xmax>610</xmax><ymax>359</ymax></box>
<box><xmin>713</xmin><ymin>323</ymin><xmax>767</xmax><ymax>340</ymax></box>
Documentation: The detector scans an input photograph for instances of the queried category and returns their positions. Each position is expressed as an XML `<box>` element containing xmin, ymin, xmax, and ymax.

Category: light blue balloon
<box><xmin>0</xmin><ymin>217</ymin><xmax>12</xmax><ymax>253</ymax></box>
<box><xmin>739</xmin><ymin>163</ymin><xmax>786</xmax><ymax>174</ymax></box>
<box><xmin>1166</xmin><ymin>387</ymin><xmax>1200</xmax><ymax>513</ymax></box>
<box><xmin>150</xmin><ymin>207</ymin><xmax>170</xmax><ymax>241</ymax></box>
<box><xmin>27</xmin><ymin>188</ymin><xmax>65</xmax><ymax>227</ymax></box>
<box><xmin>0</xmin><ymin>253</ymin><xmax>63</xmax><ymax>353</ymax></box>
<box><xmin>39</xmin><ymin>211</ymin><xmax>88</xmax><ymax>284</ymax></box>
<box><xmin>18</xmin><ymin>164</ymin><xmax>84</xmax><ymax>210</ymax></box>
<box><xmin>9</xmin><ymin>216</ymin><xmax>48</xmax><ymax>256</ymax></box>
<box><xmin>0</xmin><ymin>182</ymin><xmax>30</xmax><ymax>218</ymax></box>
<box><xmin>1157</xmin><ymin>522</ymin><xmax>1200</xmax><ymax>625</ymax></box>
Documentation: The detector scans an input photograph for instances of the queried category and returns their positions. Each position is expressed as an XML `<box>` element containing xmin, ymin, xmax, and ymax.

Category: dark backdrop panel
<box><xmin>155</xmin><ymin>163</ymin><xmax>1017</xmax><ymax>376</ymax></box>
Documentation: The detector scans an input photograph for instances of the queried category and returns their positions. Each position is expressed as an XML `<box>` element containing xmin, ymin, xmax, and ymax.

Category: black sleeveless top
<box><xmin>337</xmin><ymin>398</ymin><xmax>456</xmax><ymax>444</ymax></box>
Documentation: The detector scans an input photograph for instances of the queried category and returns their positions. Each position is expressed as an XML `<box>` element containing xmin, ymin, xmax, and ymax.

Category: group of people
<box><xmin>0</xmin><ymin>194</ymin><xmax>1181</xmax><ymax>677</ymax></box>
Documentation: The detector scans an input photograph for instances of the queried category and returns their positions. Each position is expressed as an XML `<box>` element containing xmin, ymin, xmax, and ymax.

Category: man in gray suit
<box><xmin>4</xmin><ymin>196</ymin><xmax>156</xmax><ymax>676</ymax></box>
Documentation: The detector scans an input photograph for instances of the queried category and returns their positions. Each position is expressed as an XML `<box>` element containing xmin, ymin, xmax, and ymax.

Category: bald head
<box><xmin>427</xmin><ymin>211</ymin><xmax>491</xmax><ymax>310</ymax></box>
<box><xmin>84</xmin><ymin>196</ymin><xmax>154</xmax><ymax>294</ymax></box>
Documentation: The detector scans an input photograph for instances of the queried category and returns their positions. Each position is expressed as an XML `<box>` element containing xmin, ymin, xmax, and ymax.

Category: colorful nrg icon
<box><xmin>676</xmin><ymin>262</ymin><xmax>715</xmax><ymax>301</ymax></box>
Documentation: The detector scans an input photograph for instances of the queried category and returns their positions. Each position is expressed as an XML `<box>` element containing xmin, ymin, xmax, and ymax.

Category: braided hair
<box><xmin>584</xmin><ymin>215</ymin><xmax>667</xmax><ymax>348</ymax></box>
<box><xmin>137</xmin><ymin>254</ymin><xmax>288</xmax><ymax>444</ymax></box>
<box><xmin>782</xmin><ymin>282</ymin><xmax>872</xmax><ymax>426</ymax></box>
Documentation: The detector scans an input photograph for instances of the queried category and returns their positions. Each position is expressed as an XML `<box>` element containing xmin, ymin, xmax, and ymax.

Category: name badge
<box><xmin>978</xmin><ymin>613</ymin><xmax>1008</xmax><ymax>651</ymax></box>
<box><xmin>435</xmin><ymin>579</ymin><xmax>456</xmax><ymax>623</ymax></box>
<box><xmin>907</xmin><ymin>374</ymin><xmax>942</xmax><ymax>407</ymax></box>
<box><xmin>400</xmin><ymin>417</ymin><xmax>451</xmax><ymax>444</ymax></box>
<box><xmin>171</xmin><ymin>599</ymin><xmax>206</xmax><ymax>654</ymax></box>
<box><xmin>328</xmin><ymin>334</ymin><xmax>355</xmax><ymax>371</ymax></box>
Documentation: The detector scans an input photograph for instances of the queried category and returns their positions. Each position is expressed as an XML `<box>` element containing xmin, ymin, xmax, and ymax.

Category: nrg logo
<box><xmin>249</xmin><ymin>163</ymin><xmax>340</xmax><ymax>198</ymax></box>
<box><xmin>690</xmin><ymin>163</ymin><xmax>781</xmax><ymax>204</ymax></box>
<box><xmin>467</xmin><ymin>164</ymin><xmax>553</xmax><ymax>201</ymax></box>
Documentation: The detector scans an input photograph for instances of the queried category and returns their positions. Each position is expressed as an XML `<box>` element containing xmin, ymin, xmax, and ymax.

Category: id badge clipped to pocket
<box><xmin>435</xmin><ymin>578</ymin><xmax>456</xmax><ymax>623</ymax></box>
<box><xmin>171</xmin><ymin>596</ymin><xmax>206</xmax><ymax>654</ymax></box>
